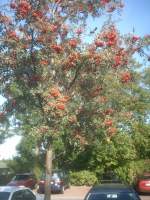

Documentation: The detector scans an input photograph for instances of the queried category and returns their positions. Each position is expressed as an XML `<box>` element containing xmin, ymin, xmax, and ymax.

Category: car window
<box><xmin>52</xmin><ymin>171</ymin><xmax>64</xmax><ymax>178</ymax></box>
<box><xmin>52</xmin><ymin>173</ymin><xmax>59</xmax><ymax>177</ymax></box>
<box><xmin>41</xmin><ymin>170</ymin><xmax>68</xmax><ymax>180</ymax></box>
<box><xmin>23</xmin><ymin>189</ymin><xmax>36</xmax><ymax>200</ymax></box>
<box><xmin>87</xmin><ymin>193</ymin><xmax>139</xmax><ymax>200</ymax></box>
<box><xmin>13</xmin><ymin>175</ymin><xmax>30</xmax><ymax>180</ymax></box>
<box><xmin>11</xmin><ymin>190</ymin><xmax>24</xmax><ymax>200</ymax></box>
<box><xmin>0</xmin><ymin>192</ymin><xmax>10</xmax><ymax>200</ymax></box>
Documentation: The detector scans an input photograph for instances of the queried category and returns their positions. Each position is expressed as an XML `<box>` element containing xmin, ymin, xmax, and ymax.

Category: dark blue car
<box><xmin>84</xmin><ymin>183</ymin><xmax>141</xmax><ymax>200</ymax></box>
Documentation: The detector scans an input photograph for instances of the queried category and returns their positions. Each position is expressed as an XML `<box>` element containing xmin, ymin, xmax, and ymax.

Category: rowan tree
<box><xmin>0</xmin><ymin>0</ymin><xmax>150</xmax><ymax>199</ymax></box>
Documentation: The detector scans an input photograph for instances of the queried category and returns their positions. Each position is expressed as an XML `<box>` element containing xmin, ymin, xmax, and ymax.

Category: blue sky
<box><xmin>87</xmin><ymin>0</ymin><xmax>150</xmax><ymax>37</ymax></box>
<box><xmin>0</xmin><ymin>0</ymin><xmax>150</xmax><ymax>159</ymax></box>
<box><xmin>118</xmin><ymin>0</ymin><xmax>150</xmax><ymax>36</ymax></box>
<box><xmin>0</xmin><ymin>0</ymin><xmax>150</xmax><ymax>35</ymax></box>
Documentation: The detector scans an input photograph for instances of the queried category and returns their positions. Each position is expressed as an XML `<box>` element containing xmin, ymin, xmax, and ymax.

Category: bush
<box><xmin>70</xmin><ymin>170</ymin><xmax>98</xmax><ymax>186</ymax></box>
<box><xmin>114</xmin><ymin>160</ymin><xmax>149</xmax><ymax>185</ymax></box>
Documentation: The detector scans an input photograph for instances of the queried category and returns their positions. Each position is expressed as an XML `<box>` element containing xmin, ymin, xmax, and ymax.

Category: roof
<box><xmin>0</xmin><ymin>186</ymin><xmax>26</xmax><ymax>193</ymax></box>
<box><xmin>89</xmin><ymin>184</ymin><xmax>134</xmax><ymax>193</ymax></box>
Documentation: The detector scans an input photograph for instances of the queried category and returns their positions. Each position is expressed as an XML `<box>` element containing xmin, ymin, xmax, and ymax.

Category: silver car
<box><xmin>0</xmin><ymin>186</ymin><xmax>36</xmax><ymax>200</ymax></box>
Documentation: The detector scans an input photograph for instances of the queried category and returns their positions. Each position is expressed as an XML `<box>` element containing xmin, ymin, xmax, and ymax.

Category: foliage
<box><xmin>58</xmin><ymin>123</ymin><xmax>150</xmax><ymax>184</ymax></box>
<box><xmin>74</xmin><ymin>133</ymin><xmax>137</xmax><ymax>176</ymax></box>
<box><xmin>8</xmin><ymin>136</ymin><xmax>37</xmax><ymax>173</ymax></box>
<box><xmin>115</xmin><ymin>160</ymin><xmax>150</xmax><ymax>185</ymax></box>
<box><xmin>131</xmin><ymin>123</ymin><xmax>150</xmax><ymax>159</ymax></box>
<box><xmin>70</xmin><ymin>170</ymin><xmax>98</xmax><ymax>186</ymax></box>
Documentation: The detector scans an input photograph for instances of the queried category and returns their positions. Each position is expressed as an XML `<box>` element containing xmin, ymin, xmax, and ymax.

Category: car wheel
<box><xmin>60</xmin><ymin>186</ymin><xmax>64</xmax><ymax>194</ymax></box>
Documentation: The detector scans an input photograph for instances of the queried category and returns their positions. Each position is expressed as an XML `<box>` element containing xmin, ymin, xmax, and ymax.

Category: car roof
<box><xmin>89</xmin><ymin>184</ymin><xmax>134</xmax><ymax>193</ymax></box>
<box><xmin>15</xmin><ymin>173</ymin><xmax>33</xmax><ymax>175</ymax></box>
<box><xmin>0</xmin><ymin>186</ymin><xmax>28</xmax><ymax>193</ymax></box>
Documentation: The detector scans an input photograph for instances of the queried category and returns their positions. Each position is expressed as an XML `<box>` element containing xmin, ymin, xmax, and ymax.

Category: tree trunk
<box><xmin>33</xmin><ymin>143</ymin><xmax>41</xmax><ymax>190</ymax></box>
<box><xmin>44</xmin><ymin>145</ymin><xmax>53</xmax><ymax>200</ymax></box>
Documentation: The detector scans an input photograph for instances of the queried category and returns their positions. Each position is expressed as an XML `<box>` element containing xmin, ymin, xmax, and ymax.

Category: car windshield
<box><xmin>41</xmin><ymin>171</ymin><xmax>64</xmax><ymax>180</ymax></box>
<box><xmin>0</xmin><ymin>192</ymin><xmax>10</xmax><ymax>200</ymax></box>
<box><xmin>52</xmin><ymin>171</ymin><xmax>63</xmax><ymax>178</ymax></box>
<box><xmin>87</xmin><ymin>192</ymin><xmax>139</xmax><ymax>200</ymax></box>
<box><xmin>13</xmin><ymin>174</ymin><xmax>30</xmax><ymax>180</ymax></box>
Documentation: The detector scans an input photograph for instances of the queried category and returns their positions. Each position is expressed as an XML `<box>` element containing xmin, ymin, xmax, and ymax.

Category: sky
<box><xmin>87</xmin><ymin>0</ymin><xmax>150</xmax><ymax>37</ymax></box>
<box><xmin>0</xmin><ymin>136</ymin><xmax>21</xmax><ymax>159</ymax></box>
<box><xmin>118</xmin><ymin>0</ymin><xmax>150</xmax><ymax>36</ymax></box>
<box><xmin>0</xmin><ymin>97</ymin><xmax>22</xmax><ymax>160</ymax></box>
<box><xmin>0</xmin><ymin>0</ymin><xmax>150</xmax><ymax>160</ymax></box>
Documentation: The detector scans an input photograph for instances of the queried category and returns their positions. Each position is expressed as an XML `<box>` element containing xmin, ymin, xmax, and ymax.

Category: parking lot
<box><xmin>36</xmin><ymin>186</ymin><xmax>150</xmax><ymax>200</ymax></box>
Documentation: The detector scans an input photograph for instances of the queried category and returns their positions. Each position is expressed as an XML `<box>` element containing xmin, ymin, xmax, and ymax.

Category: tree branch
<box><xmin>67</xmin><ymin>64</ymin><xmax>82</xmax><ymax>90</ymax></box>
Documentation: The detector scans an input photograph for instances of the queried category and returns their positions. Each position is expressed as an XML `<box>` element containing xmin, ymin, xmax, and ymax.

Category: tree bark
<box><xmin>44</xmin><ymin>145</ymin><xmax>53</xmax><ymax>200</ymax></box>
<box><xmin>33</xmin><ymin>142</ymin><xmax>41</xmax><ymax>182</ymax></box>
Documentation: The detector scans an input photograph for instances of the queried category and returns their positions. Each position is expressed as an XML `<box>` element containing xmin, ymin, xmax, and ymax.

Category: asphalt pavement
<box><xmin>35</xmin><ymin>186</ymin><xmax>150</xmax><ymax>200</ymax></box>
<box><xmin>36</xmin><ymin>194</ymin><xmax>150</xmax><ymax>200</ymax></box>
<box><xmin>36</xmin><ymin>195</ymin><xmax>82</xmax><ymax>200</ymax></box>
<box><xmin>140</xmin><ymin>196</ymin><xmax>150</xmax><ymax>200</ymax></box>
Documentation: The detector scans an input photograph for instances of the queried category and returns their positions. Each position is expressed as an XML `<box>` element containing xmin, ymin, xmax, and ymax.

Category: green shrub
<box><xmin>70</xmin><ymin>170</ymin><xmax>98</xmax><ymax>186</ymax></box>
<box><xmin>114</xmin><ymin>160</ymin><xmax>149</xmax><ymax>185</ymax></box>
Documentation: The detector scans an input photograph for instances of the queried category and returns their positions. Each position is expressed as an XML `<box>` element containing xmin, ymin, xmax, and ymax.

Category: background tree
<box><xmin>8</xmin><ymin>135</ymin><xmax>43</xmax><ymax>175</ymax></box>
<box><xmin>53</xmin><ymin>30</ymin><xmax>150</xmax><ymax>184</ymax></box>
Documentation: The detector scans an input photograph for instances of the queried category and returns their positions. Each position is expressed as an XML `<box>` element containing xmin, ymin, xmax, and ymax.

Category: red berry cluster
<box><xmin>63</xmin><ymin>52</ymin><xmax>80</xmax><ymax>70</ymax></box>
<box><xmin>95</xmin><ymin>40</ymin><xmax>104</xmax><ymax>48</ymax></box>
<box><xmin>68</xmin><ymin>39</ymin><xmax>78</xmax><ymax>48</ymax></box>
<box><xmin>7</xmin><ymin>30</ymin><xmax>18</xmax><ymax>40</ymax></box>
<box><xmin>51</xmin><ymin>44</ymin><xmax>63</xmax><ymax>54</ymax></box>
<box><xmin>113</xmin><ymin>49</ymin><xmax>128</xmax><ymax>68</ymax></box>
<box><xmin>10</xmin><ymin>1</ymin><xmax>31</xmax><ymax>19</ymax></box>
<box><xmin>104</xmin><ymin>119</ymin><xmax>113</xmax><ymax>127</ymax></box>
<box><xmin>32</xmin><ymin>10</ymin><xmax>43</xmax><ymax>19</ymax></box>
<box><xmin>121</xmin><ymin>72</ymin><xmax>132</xmax><ymax>83</ymax></box>
<box><xmin>46</xmin><ymin>87</ymin><xmax>70</xmax><ymax>111</ymax></box>
<box><xmin>100</xmin><ymin>0</ymin><xmax>111</xmax><ymax>6</ymax></box>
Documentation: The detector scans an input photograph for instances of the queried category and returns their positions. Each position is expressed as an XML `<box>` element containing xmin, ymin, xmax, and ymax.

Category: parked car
<box><xmin>84</xmin><ymin>183</ymin><xmax>141</xmax><ymax>200</ymax></box>
<box><xmin>136</xmin><ymin>172</ymin><xmax>150</xmax><ymax>194</ymax></box>
<box><xmin>38</xmin><ymin>169</ymin><xmax>70</xmax><ymax>194</ymax></box>
<box><xmin>7</xmin><ymin>173</ymin><xmax>37</xmax><ymax>189</ymax></box>
<box><xmin>0</xmin><ymin>186</ymin><xmax>36</xmax><ymax>200</ymax></box>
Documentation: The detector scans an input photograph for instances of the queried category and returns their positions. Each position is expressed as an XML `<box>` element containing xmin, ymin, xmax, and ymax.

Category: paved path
<box><xmin>140</xmin><ymin>196</ymin><xmax>150</xmax><ymax>200</ymax></box>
